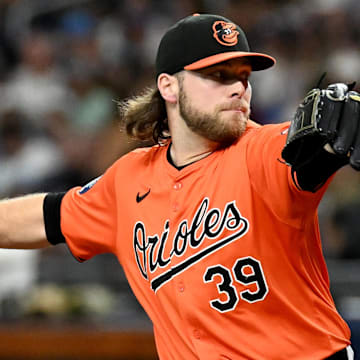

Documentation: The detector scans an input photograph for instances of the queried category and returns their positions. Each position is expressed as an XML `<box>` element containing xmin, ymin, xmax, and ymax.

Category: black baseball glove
<box><xmin>281</xmin><ymin>83</ymin><xmax>360</xmax><ymax>191</ymax></box>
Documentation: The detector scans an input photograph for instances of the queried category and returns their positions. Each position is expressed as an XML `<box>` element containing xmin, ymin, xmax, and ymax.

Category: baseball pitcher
<box><xmin>0</xmin><ymin>14</ymin><xmax>358</xmax><ymax>360</ymax></box>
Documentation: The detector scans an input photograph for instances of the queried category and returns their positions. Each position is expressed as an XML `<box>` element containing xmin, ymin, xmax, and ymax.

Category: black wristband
<box><xmin>43</xmin><ymin>192</ymin><xmax>66</xmax><ymax>245</ymax></box>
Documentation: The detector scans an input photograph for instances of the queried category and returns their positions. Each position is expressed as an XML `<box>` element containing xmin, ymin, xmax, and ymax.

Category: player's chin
<box><xmin>221</xmin><ymin>113</ymin><xmax>248</xmax><ymax>134</ymax></box>
<box><xmin>210</xmin><ymin>121</ymin><xmax>247</xmax><ymax>148</ymax></box>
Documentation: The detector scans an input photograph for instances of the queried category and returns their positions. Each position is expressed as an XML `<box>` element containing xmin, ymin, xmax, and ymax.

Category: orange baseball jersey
<box><xmin>60</xmin><ymin>120</ymin><xmax>351</xmax><ymax>359</ymax></box>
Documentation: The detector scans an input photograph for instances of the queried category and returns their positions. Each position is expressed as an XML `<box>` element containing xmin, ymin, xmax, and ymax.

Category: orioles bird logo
<box><xmin>212</xmin><ymin>21</ymin><xmax>239</xmax><ymax>46</ymax></box>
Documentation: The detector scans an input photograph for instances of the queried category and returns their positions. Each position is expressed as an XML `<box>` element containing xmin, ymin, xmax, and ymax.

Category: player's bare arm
<box><xmin>0</xmin><ymin>193</ymin><xmax>49</xmax><ymax>249</ymax></box>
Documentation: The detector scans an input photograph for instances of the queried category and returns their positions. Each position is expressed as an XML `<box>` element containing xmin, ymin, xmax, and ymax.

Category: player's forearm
<box><xmin>0</xmin><ymin>193</ymin><xmax>50</xmax><ymax>249</ymax></box>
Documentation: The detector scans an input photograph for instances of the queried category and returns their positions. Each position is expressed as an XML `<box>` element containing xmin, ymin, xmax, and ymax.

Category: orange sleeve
<box><xmin>246</xmin><ymin>122</ymin><xmax>331</xmax><ymax>227</ymax></box>
<box><xmin>60</xmin><ymin>162</ymin><xmax>118</xmax><ymax>262</ymax></box>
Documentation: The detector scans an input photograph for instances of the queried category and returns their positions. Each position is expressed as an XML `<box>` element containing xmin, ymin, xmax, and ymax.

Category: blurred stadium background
<box><xmin>0</xmin><ymin>0</ymin><xmax>359</xmax><ymax>358</ymax></box>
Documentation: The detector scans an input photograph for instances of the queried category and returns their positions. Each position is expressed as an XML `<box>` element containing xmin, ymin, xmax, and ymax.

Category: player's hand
<box><xmin>282</xmin><ymin>82</ymin><xmax>360</xmax><ymax>171</ymax></box>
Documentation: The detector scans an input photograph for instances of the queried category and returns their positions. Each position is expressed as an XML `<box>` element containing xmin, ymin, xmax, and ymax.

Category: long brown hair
<box><xmin>117</xmin><ymin>86</ymin><xmax>170</xmax><ymax>144</ymax></box>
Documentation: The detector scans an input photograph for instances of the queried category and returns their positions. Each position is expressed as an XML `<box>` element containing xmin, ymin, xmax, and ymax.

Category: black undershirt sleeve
<box><xmin>43</xmin><ymin>192</ymin><xmax>66</xmax><ymax>245</ymax></box>
<box><xmin>292</xmin><ymin>148</ymin><xmax>349</xmax><ymax>192</ymax></box>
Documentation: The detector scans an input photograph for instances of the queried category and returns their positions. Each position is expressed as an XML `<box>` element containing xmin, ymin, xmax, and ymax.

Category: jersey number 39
<box><xmin>203</xmin><ymin>256</ymin><xmax>268</xmax><ymax>313</ymax></box>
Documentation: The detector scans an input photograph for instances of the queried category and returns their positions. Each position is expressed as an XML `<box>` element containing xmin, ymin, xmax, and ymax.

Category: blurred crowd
<box><xmin>0</xmin><ymin>0</ymin><xmax>359</xmax><ymax>320</ymax></box>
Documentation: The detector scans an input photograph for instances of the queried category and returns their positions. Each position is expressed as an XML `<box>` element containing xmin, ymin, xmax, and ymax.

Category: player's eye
<box><xmin>208</xmin><ymin>70</ymin><xmax>230</xmax><ymax>82</ymax></box>
<box><xmin>210</xmin><ymin>70</ymin><xmax>250</xmax><ymax>88</ymax></box>
<box><xmin>210</xmin><ymin>71</ymin><xmax>222</xmax><ymax>79</ymax></box>
<box><xmin>196</xmin><ymin>68</ymin><xmax>250</xmax><ymax>88</ymax></box>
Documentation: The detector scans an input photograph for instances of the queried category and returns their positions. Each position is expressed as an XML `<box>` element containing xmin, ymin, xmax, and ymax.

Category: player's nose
<box><xmin>230</xmin><ymin>79</ymin><xmax>249</xmax><ymax>98</ymax></box>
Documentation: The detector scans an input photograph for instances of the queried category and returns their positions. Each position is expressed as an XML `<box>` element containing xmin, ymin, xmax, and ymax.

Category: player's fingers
<box><xmin>332</xmin><ymin>91</ymin><xmax>360</xmax><ymax>156</ymax></box>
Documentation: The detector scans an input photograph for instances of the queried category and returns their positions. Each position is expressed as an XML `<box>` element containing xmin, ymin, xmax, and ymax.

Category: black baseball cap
<box><xmin>156</xmin><ymin>13</ymin><xmax>276</xmax><ymax>78</ymax></box>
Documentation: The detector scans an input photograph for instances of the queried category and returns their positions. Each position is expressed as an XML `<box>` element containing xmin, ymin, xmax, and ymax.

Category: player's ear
<box><xmin>157</xmin><ymin>73</ymin><xmax>178</xmax><ymax>104</ymax></box>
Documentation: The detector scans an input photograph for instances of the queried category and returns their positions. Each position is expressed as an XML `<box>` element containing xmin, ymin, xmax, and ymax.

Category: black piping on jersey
<box><xmin>43</xmin><ymin>192</ymin><xmax>66</xmax><ymax>245</ymax></box>
<box><xmin>42</xmin><ymin>145</ymin><xmax>346</xmax><ymax>248</ymax></box>
<box><xmin>167</xmin><ymin>141</ymin><xmax>346</xmax><ymax>191</ymax></box>
<box><xmin>167</xmin><ymin>144</ymin><xmax>203</xmax><ymax>170</ymax></box>
<box><xmin>43</xmin><ymin>146</ymin><xmax>198</xmax><ymax>247</ymax></box>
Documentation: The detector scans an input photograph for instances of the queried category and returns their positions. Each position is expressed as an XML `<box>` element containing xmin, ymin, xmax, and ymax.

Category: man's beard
<box><xmin>178</xmin><ymin>86</ymin><xmax>249</xmax><ymax>147</ymax></box>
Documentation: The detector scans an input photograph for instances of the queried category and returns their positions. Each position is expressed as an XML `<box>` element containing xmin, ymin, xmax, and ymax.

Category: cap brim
<box><xmin>184</xmin><ymin>51</ymin><xmax>276</xmax><ymax>71</ymax></box>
